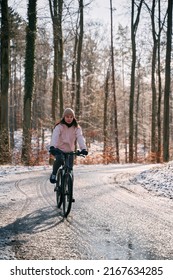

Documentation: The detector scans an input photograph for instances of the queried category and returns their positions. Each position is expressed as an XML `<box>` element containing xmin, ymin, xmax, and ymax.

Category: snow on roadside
<box><xmin>0</xmin><ymin>164</ymin><xmax>51</xmax><ymax>177</ymax></box>
<box><xmin>132</xmin><ymin>161</ymin><xmax>173</xmax><ymax>199</ymax></box>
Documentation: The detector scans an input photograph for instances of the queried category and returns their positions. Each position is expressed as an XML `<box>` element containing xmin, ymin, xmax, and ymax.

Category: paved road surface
<box><xmin>0</xmin><ymin>164</ymin><xmax>173</xmax><ymax>259</ymax></box>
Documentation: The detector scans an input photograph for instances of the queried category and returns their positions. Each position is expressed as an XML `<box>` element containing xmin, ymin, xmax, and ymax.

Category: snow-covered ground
<box><xmin>0</xmin><ymin>160</ymin><xmax>173</xmax><ymax>199</ymax></box>
<box><xmin>0</xmin><ymin>164</ymin><xmax>51</xmax><ymax>177</ymax></box>
<box><xmin>132</xmin><ymin>161</ymin><xmax>173</xmax><ymax>199</ymax></box>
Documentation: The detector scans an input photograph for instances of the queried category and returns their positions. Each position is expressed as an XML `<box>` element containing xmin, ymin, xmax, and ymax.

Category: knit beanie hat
<box><xmin>63</xmin><ymin>108</ymin><xmax>75</xmax><ymax>118</ymax></box>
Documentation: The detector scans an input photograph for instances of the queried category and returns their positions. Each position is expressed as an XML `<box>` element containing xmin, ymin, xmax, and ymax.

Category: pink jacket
<box><xmin>50</xmin><ymin>124</ymin><xmax>87</xmax><ymax>152</ymax></box>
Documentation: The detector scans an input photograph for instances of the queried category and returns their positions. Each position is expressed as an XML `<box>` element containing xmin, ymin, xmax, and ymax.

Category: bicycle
<box><xmin>52</xmin><ymin>148</ymin><xmax>85</xmax><ymax>218</ymax></box>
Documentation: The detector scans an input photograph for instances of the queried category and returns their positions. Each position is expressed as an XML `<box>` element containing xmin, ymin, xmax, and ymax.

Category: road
<box><xmin>0</xmin><ymin>164</ymin><xmax>173</xmax><ymax>260</ymax></box>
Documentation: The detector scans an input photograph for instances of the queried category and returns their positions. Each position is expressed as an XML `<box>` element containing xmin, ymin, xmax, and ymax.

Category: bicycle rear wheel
<box><xmin>56</xmin><ymin>169</ymin><xmax>63</xmax><ymax>208</ymax></box>
<box><xmin>62</xmin><ymin>173</ymin><xmax>73</xmax><ymax>217</ymax></box>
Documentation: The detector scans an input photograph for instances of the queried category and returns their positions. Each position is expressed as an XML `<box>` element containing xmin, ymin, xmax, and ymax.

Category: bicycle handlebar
<box><xmin>49</xmin><ymin>147</ymin><xmax>85</xmax><ymax>157</ymax></box>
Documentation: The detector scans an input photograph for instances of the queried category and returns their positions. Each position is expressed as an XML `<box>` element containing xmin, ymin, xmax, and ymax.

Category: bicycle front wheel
<box><xmin>62</xmin><ymin>173</ymin><xmax>73</xmax><ymax>218</ymax></box>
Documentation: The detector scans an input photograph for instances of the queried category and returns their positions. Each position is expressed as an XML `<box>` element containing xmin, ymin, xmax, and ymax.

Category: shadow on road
<box><xmin>0</xmin><ymin>206</ymin><xmax>63</xmax><ymax>256</ymax></box>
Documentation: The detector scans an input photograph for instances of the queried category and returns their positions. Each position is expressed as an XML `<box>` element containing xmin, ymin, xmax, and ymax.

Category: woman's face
<box><xmin>64</xmin><ymin>114</ymin><xmax>74</xmax><ymax>124</ymax></box>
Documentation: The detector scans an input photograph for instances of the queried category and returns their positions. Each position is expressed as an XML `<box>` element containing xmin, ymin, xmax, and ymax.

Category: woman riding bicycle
<box><xmin>49</xmin><ymin>108</ymin><xmax>88</xmax><ymax>184</ymax></box>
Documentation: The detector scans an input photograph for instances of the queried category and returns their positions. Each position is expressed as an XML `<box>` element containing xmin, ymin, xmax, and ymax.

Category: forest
<box><xmin>0</xmin><ymin>0</ymin><xmax>172</xmax><ymax>166</ymax></box>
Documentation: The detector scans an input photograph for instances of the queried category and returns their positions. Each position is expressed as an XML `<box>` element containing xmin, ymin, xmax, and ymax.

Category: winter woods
<box><xmin>0</xmin><ymin>0</ymin><xmax>172</xmax><ymax>165</ymax></box>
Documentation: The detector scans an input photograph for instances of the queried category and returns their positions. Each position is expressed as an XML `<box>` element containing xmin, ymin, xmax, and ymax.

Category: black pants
<box><xmin>52</xmin><ymin>154</ymin><xmax>74</xmax><ymax>175</ymax></box>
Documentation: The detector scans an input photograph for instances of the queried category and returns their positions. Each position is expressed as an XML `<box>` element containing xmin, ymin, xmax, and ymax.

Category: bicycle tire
<box><xmin>56</xmin><ymin>169</ymin><xmax>63</xmax><ymax>208</ymax></box>
<box><xmin>62</xmin><ymin>173</ymin><xmax>73</xmax><ymax>217</ymax></box>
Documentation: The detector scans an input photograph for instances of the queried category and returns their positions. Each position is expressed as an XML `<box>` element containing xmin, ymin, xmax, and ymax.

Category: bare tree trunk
<box><xmin>57</xmin><ymin>0</ymin><xmax>63</xmax><ymax>117</ymax></box>
<box><xmin>0</xmin><ymin>0</ymin><xmax>11</xmax><ymax>164</ymax></box>
<box><xmin>134</xmin><ymin>60</ymin><xmax>141</xmax><ymax>162</ymax></box>
<box><xmin>49</xmin><ymin>0</ymin><xmax>64</xmax><ymax>121</ymax></box>
<box><xmin>103</xmin><ymin>69</ymin><xmax>109</xmax><ymax>164</ymax></box>
<box><xmin>71</xmin><ymin>28</ymin><xmax>78</xmax><ymax>108</ymax></box>
<box><xmin>110</xmin><ymin>0</ymin><xmax>119</xmax><ymax>163</ymax></box>
<box><xmin>75</xmin><ymin>0</ymin><xmax>83</xmax><ymax>119</ymax></box>
<box><xmin>157</xmin><ymin>0</ymin><xmax>163</xmax><ymax>163</ymax></box>
<box><xmin>21</xmin><ymin>0</ymin><xmax>37</xmax><ymax>165</ymax></box>
<box><xmin>129</xmin><ymin>0</ymin><xmax>143</xmax><ymax>163</ymax></box>
<box><xmin>150</xmin><ymin>0</ymin><xmax>157</xmax><ymax>162</ymax></box>
<box><xmin>163</xmin><ymin>0</ymin><xmax>173</xmax><ymax>162</ymax></box>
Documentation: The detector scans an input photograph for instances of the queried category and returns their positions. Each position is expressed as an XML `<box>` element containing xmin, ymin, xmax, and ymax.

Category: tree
<box><xmin>156</xmin><ymin>0</ymin><xmax>162</xmax><ymax>163</ymax></box>
<box><xmin>71</xmin><ymin>13</ymin><xmax>79</xmax><ymax>109</ymax></box>
<box><xmin>129</xmin><ymin>0</ymin><xmax>143</xmax><ymax>163</ymax></box>
<box><xmin>134</xmin><ymin>59</ymin><xmax>141</xmax><ymax>162</ymax></box>
<box><xmin>144</xmin><ymin>0</ymin><xmax>166</xmax><ymax>162</ymax></box>
<box><xmin>21</xmin><ymin>0</ymin><xmax>37</xmax><ymax>165</ymax></box>
<box><xmin>49</xmin><ymin>0</ymin><xmax>64</xmax><ymax>121</ymax></box>
<box><xmin>110</xmin><ymin>0</ymin><xmax>119</xmax><ymax>163</ymax></box>
<box><xmin>75</xmin><ymin>0</ymin><xmax>84</xmax><ymax>119</ymax></box>
<box><xmin>0</xmin><ymin>0</ymin><xmax>11</xmax><ymax>164</ymax></box>
<box><xmin>103</xmin><ymin>69</ymin><xmax>109</xmax><ymax>164</ymax></box>
<box><xmin>163</xmin><ymin>0</ymin><xmax>173</xmax><ymax>162</ymax></box>
<box><xmin>150</xmin><ymin>0</ymin><xmax>157</xmax><ymax>162</ymax></box>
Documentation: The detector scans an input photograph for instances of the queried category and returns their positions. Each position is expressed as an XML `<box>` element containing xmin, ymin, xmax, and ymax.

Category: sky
<box><xmin>9</xmin><ymin>0</ymin><xmax>129</xmax><ymax>27</ymax></box>
<box><xmin>88</xmin><ymin>0</ymin><xmax>129</xmax><ymax>24</ymax></box>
